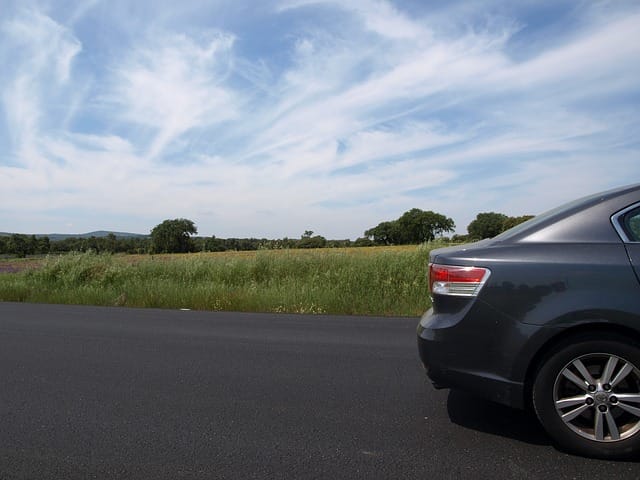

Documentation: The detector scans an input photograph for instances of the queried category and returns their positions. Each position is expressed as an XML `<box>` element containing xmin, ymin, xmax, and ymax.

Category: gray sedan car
<box><xmin>418</xmin><ymin>183</ymin><xmax>640</xmax><ymax>459</ymax></box>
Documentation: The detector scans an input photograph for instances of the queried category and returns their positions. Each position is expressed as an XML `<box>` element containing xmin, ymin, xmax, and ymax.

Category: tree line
<box><xmin>363</xmin><ymin>209</ymin><xmax>533</xmax><ymax>245</ymax></box>
<box><xmin>0</xmin><ymin>209</ymin><xmax>534</xmax><ymax>257</ymax></box>
<box><xmin>0</xmin><ymin>229</ymin><xmax>358</xmax><ymax>257</ymax></box>
<box><xmin>148</xmin><ymin>220</ymin><xmax>364</xmax><ymax>254</ymax></box>
<box><xmin>0</xmin><ymin>233</ymin><xmax>150</xmax><ymax>257</ymax></box>
<box><xmin>145</xmin><ymin>211</ymin><xmax>533</xmax><ymax>253</ymax></box>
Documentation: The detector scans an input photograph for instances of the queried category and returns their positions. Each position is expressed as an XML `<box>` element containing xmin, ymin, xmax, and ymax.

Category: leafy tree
<box><xmin>467</xmin><ymin>212</ymin><xmax>509</xmax><ymax>240</ymax></box>
<box><xmin>365</xmin><ymin>221</ymin><xmax>403</xmax><ymax>245</ymax></box>
<box><xmin>27</xmin><ymin>235</ymin><xmax>39</xmax><ymax>255</ymax></box>
<box><xmin>467</xmin><ymin>213</ymin><xmax>535</xmax><ymax>240</ymax></box>
<box><xmin>397</xmin><ymin>208</ymin><xmax>455</xmax><ymax>243</ymax></box>
<box><xmin>354</xmin><ymin>237</ymin><xmax>374</xmax><ymax>247</ymax></box>
<box><xmin>451</xmin><ymin>234</ymin><xmax>470</xmax><ymax>243</ymax></box>
<box><xmin>150</xmin><ymin>219</ymin><xmax>198</xmax><ymax>253</ymax></box>
<box><xmin>105</xmin><ymin>233</ymin><xmax>118</xmax><ymax>253</ymax></box>
<box><xmin>37</xmin><ymin>236</ymin><xmax>51</xmax><ymax>254</ymax></box>
<box><xmin>326</xmin><ymin>239</ymin><xmax>351</xmax><ymax>248</ymax></box>
<box><xmin>299</xmin><ymin>231</ymin><xmax>327</xmax><ymax>249</ymax></box>
<box><xmin>203</xmin><ymin>236</ymin><xmax>225</xmax><ymax>252</ymax></box>
<box><xmin>502</xmin><ymin>215</ymin><xmax>535</xmax><ymax>231</ymax></box>
<box><xmin>8</xmin><ymin>234</ymin><xmax>28</xmax><ymax>258</ymax></box>
<box><xmin>365</xmin><ymin>209</ymin><xmax>455</xmax><ymax>245</ymax></box>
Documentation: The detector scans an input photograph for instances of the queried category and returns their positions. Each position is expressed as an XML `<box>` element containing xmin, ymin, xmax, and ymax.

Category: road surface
<box><xmin>1</xmin><ymin>302</ymin><xmax>638</xmax><ymax>479</ymax></box>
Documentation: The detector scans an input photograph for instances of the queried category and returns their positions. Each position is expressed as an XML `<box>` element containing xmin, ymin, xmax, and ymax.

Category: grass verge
<box><xmin>0</xmin><ymin>245</ymin><xmax>436</xmax><ymax>316</ymax></box>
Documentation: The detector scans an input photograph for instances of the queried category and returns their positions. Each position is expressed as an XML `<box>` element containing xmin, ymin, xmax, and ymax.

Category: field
<box><xmin>0</xmin><ymin>245</ymin><xmax>437</xmax><ymax>316</ymax></box>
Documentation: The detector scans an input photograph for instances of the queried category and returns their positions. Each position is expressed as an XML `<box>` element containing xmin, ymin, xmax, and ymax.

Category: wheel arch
<box><xmin>523</xmin><ymin>322</ymin><xmax>640</xmax><ymax>410</ymax></box>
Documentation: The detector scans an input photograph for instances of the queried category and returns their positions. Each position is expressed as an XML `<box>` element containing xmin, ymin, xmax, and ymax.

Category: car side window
<box><xmin>624</xmin><ymin>207</ymin><xmax>640</xmax><ymax>241</ymax></box>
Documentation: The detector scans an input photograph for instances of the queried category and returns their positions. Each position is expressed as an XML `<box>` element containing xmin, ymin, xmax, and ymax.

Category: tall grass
<box><xmin>0</xmin><ymin>245</ymin><xmax>436</xmax><ymax>316</ymax></box>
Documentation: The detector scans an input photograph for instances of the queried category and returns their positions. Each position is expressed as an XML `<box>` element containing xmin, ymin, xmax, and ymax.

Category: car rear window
<box><xmin>623</xmin><ymin>207</ymin><xmax>640</xmax><ymax>241</ymax></box>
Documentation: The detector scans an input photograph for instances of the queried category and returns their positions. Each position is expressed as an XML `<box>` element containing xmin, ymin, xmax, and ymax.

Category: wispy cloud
<box><xmin>1</xmin><ymin>0</ymin><xmax>639</xmax><ymax>237</ymax></box>
<box><xmin>279</xmin><ymin>0</ymin><xmax>427</xmax><ymax>39</ymax></box>
<box><xmin>1</xmin><ymin>9</ymin><xmax>81</xmax><ymax>163</ymax></box>
<box><xmin>107</xmin><ymin>31</ymin><xmax>238</xmax><ymax>159</ymax></box>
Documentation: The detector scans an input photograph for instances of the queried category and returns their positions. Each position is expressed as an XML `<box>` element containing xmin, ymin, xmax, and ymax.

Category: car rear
<box><xmin>417</xmin><ymin>240</ymin><xmax>540</xmax><ymax>408</ymax></box>
<box><xmin>417</xmin><ymin>184</ymin><xmax>640</xmax><ymax>458</ymax></box>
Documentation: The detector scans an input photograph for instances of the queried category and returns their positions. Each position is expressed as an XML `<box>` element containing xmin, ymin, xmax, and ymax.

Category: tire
<box><xmin>533</xmin><ymin>333</ymin><xmax>640</xmax><ymax>459</ymax></box>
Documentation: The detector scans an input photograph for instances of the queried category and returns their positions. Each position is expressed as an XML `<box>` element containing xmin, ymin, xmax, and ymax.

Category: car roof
<box><xmin>494</xmin><ymin>183</ymin><xmax>640</xmax><ymax>244</ymax></box>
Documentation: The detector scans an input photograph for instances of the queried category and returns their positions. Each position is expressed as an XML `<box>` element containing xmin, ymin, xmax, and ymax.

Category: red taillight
<box><xmin>429</xmin><ymin>263</ymin><xmax>490</xmax><ymax>297</ymax></box>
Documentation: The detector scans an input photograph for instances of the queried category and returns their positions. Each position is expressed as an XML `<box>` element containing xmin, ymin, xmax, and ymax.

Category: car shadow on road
<box><xmin>446</xmin><ymin>389</ymin><xmax>550</xmax><ymax>446</ymax></box>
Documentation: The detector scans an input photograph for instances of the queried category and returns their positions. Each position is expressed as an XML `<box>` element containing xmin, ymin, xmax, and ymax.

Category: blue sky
<box><xmin>1</xmin><ymin>0</ymin><xmax>639</xmax><ymax>238</ymax></box>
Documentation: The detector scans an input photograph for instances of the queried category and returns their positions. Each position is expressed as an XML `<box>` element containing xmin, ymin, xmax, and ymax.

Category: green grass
<box><xmin>0</xmin><ymin>245</ymin><xmax>438</xmax><ymax>316</ymax></box>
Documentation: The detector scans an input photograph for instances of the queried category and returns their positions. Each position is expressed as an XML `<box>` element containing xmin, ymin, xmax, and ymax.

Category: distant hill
<box><xmin>0</xmin><ymin>231</ymin><xmax>148</xmax><ymax>241</ymax></box>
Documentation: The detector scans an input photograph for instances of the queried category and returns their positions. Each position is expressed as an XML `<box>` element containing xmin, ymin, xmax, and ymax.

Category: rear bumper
<box><xmin>417</xmin><ymin>308</ymin><xmax>527</xmax><ymax>409</ymax></box>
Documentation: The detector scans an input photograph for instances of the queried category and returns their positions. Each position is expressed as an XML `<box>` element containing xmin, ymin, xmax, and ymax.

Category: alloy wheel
<box><xmin>554</xmin><ymin>353</ymin><xmax>640</xmax><ymax>442</ymax></box>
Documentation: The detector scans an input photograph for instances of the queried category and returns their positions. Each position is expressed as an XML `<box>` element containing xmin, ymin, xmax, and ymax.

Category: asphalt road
<box><xmin>1</xmin><ymin>303</ymin><xmax>639</xmax><ymax>479</ymax></box>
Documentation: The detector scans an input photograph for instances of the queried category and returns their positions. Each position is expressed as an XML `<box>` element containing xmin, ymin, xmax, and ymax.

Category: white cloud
<box><xmin>2</xmin><ymin>75</ymin><xmax>39</xmax><ymax>155</ymax></box>
<box><xmin>493</xmin><ymin>13</ymin><xmax>640</xmax><ymax>94</ymax></box>
<box><xmin>337</xmin><ymin>123</ymin><xmax>465</xmax><ymax>168</ymax></box>
<box><xmin>2</xmin><ymin>10</ymin><xmax>81</xmax><ymax>83</ymax></box>
<box><xmin>0</xmin><ymin>1</ymin><xmax>639</xmax><ymax>238</ymax></box>
<box><xmin>108</xmin><ymin>31</ymin><xmax>238</xmax><ymax>159</ymax></box>
<box><xmin>1</xmin><ymin>9</ymin><xmax>81</xmax><ymax>164</ymax></box>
